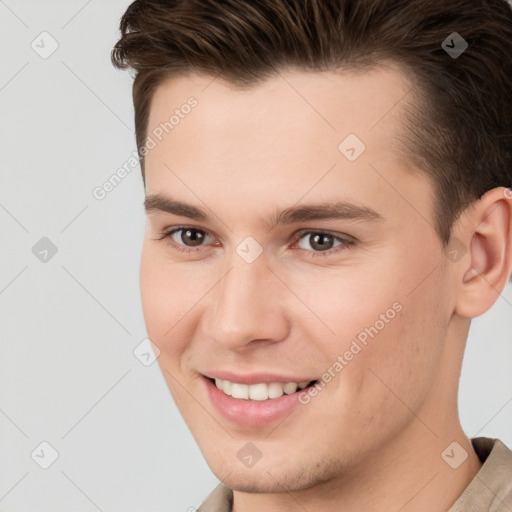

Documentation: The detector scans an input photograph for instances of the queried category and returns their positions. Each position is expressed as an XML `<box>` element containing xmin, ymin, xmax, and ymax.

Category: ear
<box><xmin>453</xmin><ymin>187</ymin><xmax>512</xmax><ymax>318</ymax></box>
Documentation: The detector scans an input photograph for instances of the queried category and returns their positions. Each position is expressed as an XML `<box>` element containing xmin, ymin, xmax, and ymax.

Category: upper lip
<box><xmin>202</xmin><ymin>371</ymin><xmax>317</xmax><ymax>385</ymax></box>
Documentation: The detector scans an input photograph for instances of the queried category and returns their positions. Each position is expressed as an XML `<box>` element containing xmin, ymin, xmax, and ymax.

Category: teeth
<box><xmin>268</xmin><ymin>382</ymin><xmax>284</xmax><ymax>399</ymax></box>
<box><xmin>231</xmin><ymin>383</ymin><xmax>249</xmax><ymax>399</ymax></box>
<box><xmin>283</xmin><ymin>382</ymin><xmax>298</xmax><ymax>394</ymax></box>
<box><xmin>213</xmin><ymin>379</ymin><xmax>312</xmax><ymax>400</ymax></box>
<box><xmin>248</xmin><ymin>383</ymin><xmax>268</xmax><ymax>401</ymax></box>
<box><xmin>215</xmin><ymin>377</ymin><xmax>233</xmax><ymax>396</ymax></box>
<box><xmin>223</xmin><ymin>380</ymin><xmax>232</xmax><ymax>396</ymax></box>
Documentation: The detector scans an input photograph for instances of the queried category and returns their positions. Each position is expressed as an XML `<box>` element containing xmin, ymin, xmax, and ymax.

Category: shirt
<box><xmin>197</xmin><ymin>437</ymin><xmax>512</xmax><ymax>512</ymax></box>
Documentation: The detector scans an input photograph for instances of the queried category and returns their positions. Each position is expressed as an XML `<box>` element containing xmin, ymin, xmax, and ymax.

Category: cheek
<box><xmin>139</xmin><ymin>245</ymin><xmax>206</xmax><ymax>410</ymax></box>
<box><xmin>340</xmin><ymin>271</ymin><xmax>449</xmax><ymax>422</ymax></box>
<box><xmin>286</xmin><ymin>264</ymin><xmax>403</xmax><ymax>357</ymax></box>
<box><xmin>300</xmin><ymin>253</ymin><xmax>448</xmax><ymax>404</ymax></box>
<box><xmin>139</xmin><ymin>243</ymin><xmax>200</xmax><ymax>357</ymax></box>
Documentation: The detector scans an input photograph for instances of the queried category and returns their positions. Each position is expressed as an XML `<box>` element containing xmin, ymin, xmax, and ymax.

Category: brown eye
<box><xmin>298</xmin><ymin>232</ymin><xmax>340</xmax><ymax>252</ymax></box>
<box><xmin>295</xmin><ymin>230</ymin><xmax>355</xmax><ymax>257</ymax></box>
<box><xmin>306</xmin><ymin>233</ymin><xmax>334</xmax><ymax>251</ymax></box>
<box><xmin>174</xmin><ymin>228</ymin><xmax>207</xmax><ymax>246</ymax></box>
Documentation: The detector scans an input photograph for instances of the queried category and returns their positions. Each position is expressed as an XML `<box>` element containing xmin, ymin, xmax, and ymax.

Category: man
<box><xmin>111</xmin><ymin>0</ymin><xmax>512</xmax><ymax>510</ymax></box>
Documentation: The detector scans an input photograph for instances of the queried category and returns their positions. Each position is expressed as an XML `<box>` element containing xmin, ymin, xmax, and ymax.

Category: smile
<box><xmin>213</xmin><ymin>378</ymin><xmax>318</xmax><ymax>401</ymax></box>
<box><xmin>203</xmin><ymin>374</ymin><xmax>322</xmax><ymax>425</ymax></box>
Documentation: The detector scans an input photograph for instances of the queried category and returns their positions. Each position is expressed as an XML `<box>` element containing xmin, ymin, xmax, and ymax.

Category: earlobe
<box><xmin>454</xmin><ymin>187</ymin><xmax>512</xmax><ymax>318</ymax></box>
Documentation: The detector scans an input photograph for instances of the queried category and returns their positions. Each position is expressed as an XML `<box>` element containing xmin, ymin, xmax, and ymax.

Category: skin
<box><xmin>139</xmin><ymin>63</ymin><xmax>512</xmax><ymax>511</ymax></box>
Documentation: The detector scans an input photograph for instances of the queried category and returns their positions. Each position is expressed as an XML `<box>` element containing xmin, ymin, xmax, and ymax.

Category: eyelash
<box><xmin>155</xmin><ymin>225</ymin><xmax>356</xmax><ymax>258</ymax></box>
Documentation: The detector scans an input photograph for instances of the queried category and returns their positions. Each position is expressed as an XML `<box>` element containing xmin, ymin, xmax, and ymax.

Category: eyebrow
<box><xmin>144</xmin><ymin>193</ymin><xmax>384</xmax><ymax>229</ymax></box>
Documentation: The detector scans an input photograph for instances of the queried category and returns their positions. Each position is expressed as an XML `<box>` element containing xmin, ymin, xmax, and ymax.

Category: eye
<box><xmin>157</xmin><ymin>226</ymin><xmax>215</xmax><ymax>253</ymax></box>
<box><xmin>156</xmin><ymin>226</ymin><xmax>355</xmax><ymax>257</ymax></box>
<box><xmin>172</xmin><ymin>228</ymin><xmax>209</xmax><ymax>246</ymax></box>
<box><xmin>294</xmin><ymin>230</ymin><xmax>355</xmax><ymax>256</ymax></box>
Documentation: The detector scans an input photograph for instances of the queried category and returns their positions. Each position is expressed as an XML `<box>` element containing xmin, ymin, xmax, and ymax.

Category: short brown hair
<box><xmin>111</xmin><ymin>0</ymin><xmax>512</xmax><ymax>246</ymax></box>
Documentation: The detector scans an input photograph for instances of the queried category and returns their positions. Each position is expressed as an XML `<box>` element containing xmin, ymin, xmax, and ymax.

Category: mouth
<box><xmin>206</xmin><ymin>376</ymin><xmax>320</xmax><ymax>401</ymax></box>
<box><xmin>201</xmin><ymin>374</ymin><xmax>322</xmax><ymax>426</ymax></box>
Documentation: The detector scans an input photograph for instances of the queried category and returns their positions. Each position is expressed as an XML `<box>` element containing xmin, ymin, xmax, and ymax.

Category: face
<box><xmin>140</xmin><ymin>65</ymin><xmax>459</xmax><ymax>493</ymax></box>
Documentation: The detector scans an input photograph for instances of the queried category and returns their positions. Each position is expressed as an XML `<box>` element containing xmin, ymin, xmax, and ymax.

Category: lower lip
<box><xmin>203</xmin><ymin>377</ymin><xmax>306</xmax><ymax>427</ymax></box>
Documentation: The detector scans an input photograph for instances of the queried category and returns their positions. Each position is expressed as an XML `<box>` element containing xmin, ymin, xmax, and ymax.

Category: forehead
<box><xmin>148</xmin><ymin>62</ymin><xmax>414</xmax><ymax>125</ymax></box>
<box><xmin>145</xmin><ymin>63</ymin><xmax>415</xmax><ymax>171</ymax></box>
<box><xmin>143</xmin><ymin>64</ymin><xmax>430</xmax><ymax>228</ymax></box>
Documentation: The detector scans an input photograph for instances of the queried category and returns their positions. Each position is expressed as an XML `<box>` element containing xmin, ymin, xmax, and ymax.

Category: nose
<box><xmin>202</xmin><ymin>253</ymin><xmax>290</xmax><ymax>351</ymax></box>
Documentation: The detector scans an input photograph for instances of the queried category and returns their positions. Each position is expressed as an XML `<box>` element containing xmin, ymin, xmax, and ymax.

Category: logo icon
<box><xmin>236</xmin><ymin>236</ymin><xmax>263</xmax><ymax>264</ymax></box>
<box><xmin>441</xmin><ymin>441</ymin><xmax>468</xmax><ymax>469</ymax></box>
<box><xmin>31</xmin><ymin>31</ymin><xmax>59</xmax><ymax>59</ymax></box>
<box><xmin>442</xmin><ymin>32</ymin><xmax>468</xmax><ymax>59</ymax></box>
<box><xmin>133</xmin><ymin>338</ymin><xmax>161</xmax><ymax>366</ymax></box>
<box><xmin>445</xmin><ymin>236</ymin><xmax>467</xmax><ymax>263</ymax></box>
<box><xmin>338</xmin><ymin>133</ymin><xmax>366</xmax><ymax>162</ymax></box>
<box><xmin>32</xmin><ymin>237</ymin><xmax>58</xmax><ymax>263</ymax></box>
<box><xmin>237</xmin><ymin>442</ymin><xmax>263</xmax><ymax>468</ymax></box>
<box><xmin>31</xmin><ymin>441</ymin><xmax>59</xmax><ymax>469</ymax></box>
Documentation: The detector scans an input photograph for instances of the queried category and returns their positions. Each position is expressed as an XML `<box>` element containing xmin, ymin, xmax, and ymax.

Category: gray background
<box><xmin>0</xmin><ymin>1</ymin><xmax>511</xmax><ymax>510</ymax></box>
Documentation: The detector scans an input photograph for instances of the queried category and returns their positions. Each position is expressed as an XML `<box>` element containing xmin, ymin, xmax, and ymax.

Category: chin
<box><xmin>208</xmin><ymin>456</ymin><xmax>344</xmax><ymax>495</ymax></box>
